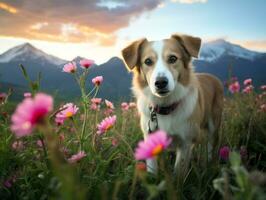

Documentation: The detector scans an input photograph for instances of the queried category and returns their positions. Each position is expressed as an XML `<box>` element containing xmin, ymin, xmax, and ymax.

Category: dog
<box><xmin>121</xmin><ymin>34</ymin><xmax>223</xmax><ymax>174</ymax></box>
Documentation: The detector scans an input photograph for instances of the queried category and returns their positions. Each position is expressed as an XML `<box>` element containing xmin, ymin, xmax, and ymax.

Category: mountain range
<box><xmin>0</xmin><ymin>40</ymin><xmax>265</xmax><ymax>101</ymax></box>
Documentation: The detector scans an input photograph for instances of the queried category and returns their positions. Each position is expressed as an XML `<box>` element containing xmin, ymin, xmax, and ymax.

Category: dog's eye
<box><xmin>168</xmin><ymin>55</ymin><xmax>178</xmax><ymax>64</ymax></box>
<box><xmin>144</xmin><ymin>58</ymin><xmax>153</xmax><ymax>66</ymax></box>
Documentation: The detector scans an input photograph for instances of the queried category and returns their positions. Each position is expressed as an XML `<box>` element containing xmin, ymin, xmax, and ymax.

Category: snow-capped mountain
<box><xmin>199</xmin><ymin>39</ymin><xmax>262</xmax><ymax>62</ymax></box>
<box><xmin>0</xmin><ymin>43</ymin><xmax>67</xmax><ymax>66</ymax></box>
<box><xmin>0</xmin><ymin>40</ymin><xmax>265</xmax><ymax>101</ymax></box>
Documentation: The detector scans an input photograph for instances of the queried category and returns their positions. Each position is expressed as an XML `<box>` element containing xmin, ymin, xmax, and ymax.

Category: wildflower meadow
<box><xmin>0</xmin><ymin>60</ymin><xmax>266</xmax><ymax>200</ymax></box>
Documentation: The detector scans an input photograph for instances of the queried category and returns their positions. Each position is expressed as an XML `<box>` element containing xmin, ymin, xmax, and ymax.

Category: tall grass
<box><xmin>0</xmin><ymin>64</ymin><xmax>265</xmax><ymax>199</ymax></box>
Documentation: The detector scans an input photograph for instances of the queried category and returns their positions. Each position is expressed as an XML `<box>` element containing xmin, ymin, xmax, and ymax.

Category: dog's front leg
<box><xmin>174</xmin><ymin>143</ymin><xmax>192</xmax><ymax>177</ymax></box>
<box><xmin>140</xmin><ymin>116</ymin><xmax>158</xmax><ymax>174</ymax></box>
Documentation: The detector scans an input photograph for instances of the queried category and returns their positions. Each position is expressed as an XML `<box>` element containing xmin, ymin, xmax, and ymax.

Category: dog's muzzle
<box><xmin>155</xmin><ymin>77</ymin><xmax>169</xmax><ymax>95</ymax></box>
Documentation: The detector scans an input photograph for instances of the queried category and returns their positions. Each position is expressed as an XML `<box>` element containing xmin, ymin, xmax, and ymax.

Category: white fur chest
<box><xmin>136</xmin><ymin>86</ymin><xmax>198</xmax><ymax>141</ymax></box>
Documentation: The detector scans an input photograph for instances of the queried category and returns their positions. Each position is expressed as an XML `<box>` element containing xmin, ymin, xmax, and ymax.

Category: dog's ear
<box><xmin>121</xmin><ymin>38</ymin><xmax>147</xmax><ymax>70</ymax></box>
<box><xmin>171</xmin><ymin>34</ymin><xmax>201</xmax><ymax>58</ymax></box>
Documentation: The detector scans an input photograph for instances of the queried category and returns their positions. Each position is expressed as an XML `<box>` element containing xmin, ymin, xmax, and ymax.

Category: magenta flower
<box><xmin>55</xmin><ymin>103</ymin><xmax>79</xmax><ymax>123</ymax></box>
<box><xmin>134</xmin><ymin>130</ymin><xmax>172</xmax><ymax>160</ymax></box>
<box><xmin>80</xmin><ymin>59</ymin><xmax>94</xmax><ymax>69</ymax></box>
<box><xmin>63</xmin><ymin>62</ymin><xmax>77</xmax><ymax>73</ymax></box>
<box><xmin>121</xmin><ymin>102</ymin><xmax>129</xmax><ymax>111</ymax></box>
<box><xmin>12</xmin><ymin>141</ymin><xmax>24</xmax><ymax>151</ymax></box>
<box><xmin>92</xmin><ymin>76</ymin><xmax>103</xmax><ymax>86</ymax></box>
<box><xmin>11</xmin><ymin>93</ymin><xmax>53</xmax><ymax>137</ymax></box>
<box><xmin>23</xmin><ymin>92</ymin><xmax>32</xmax><ymax>98</ymax></box>
<box><xmin>219</xmin><ymin>146</ymin><xmax>230</xmax><ymax>161</ymax></box>
<box><xmin>229</xmin><ymin>81</ymin><xmax>240</xmax><ymax>94</ymax></box>
<box><xmin>68</xmin><ymin>151</ymin><xmax>86</xmax><ymax>163</ymax></box>
<box><xmin>97</xmin><ymin>115</ymin><xmax>116</xmax><ymax>135</ymax></box>
<box><xmin>105</xmin><ymin>99</ymin><xmax>114</xmax><ymax>109</ymax></box>
<box><xmin>243</xmin><ymin>78</ymin><xmax>252</xmax><ymax>86</ymax></box>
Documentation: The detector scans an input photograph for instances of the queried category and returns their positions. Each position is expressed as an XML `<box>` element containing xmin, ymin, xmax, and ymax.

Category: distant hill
<box><xmin>0</xmin><ymin>40</ymin><xmax>265</xmax><ymax>101</ymax></box>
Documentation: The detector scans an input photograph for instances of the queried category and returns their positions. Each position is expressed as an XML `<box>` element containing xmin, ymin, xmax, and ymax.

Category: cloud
<box><xmin>232</xmin><ymin>39</ymin><xmax>266</xmax><ymax>52</ymax></box>
<box><xmin>171</xmin><ymin>0</ymin><xmax>207</xmax><ymax>4</ymax></box>
<box><xmin>0</xmin><ymin>0</ymin><xmax>162</xmax><ymax>45</ymax></box>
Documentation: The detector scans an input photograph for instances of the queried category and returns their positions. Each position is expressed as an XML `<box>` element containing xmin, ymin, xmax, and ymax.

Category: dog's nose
<box><xmin>155</xmin><ymin>77</ymin><xmax>168</xmax><ymax>89</ymax></box>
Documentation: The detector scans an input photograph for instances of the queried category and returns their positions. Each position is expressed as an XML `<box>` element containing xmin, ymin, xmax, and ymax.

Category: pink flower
<box><xmin>80</xmin><ymin>59</ymin><xmax>94</xmax><ymax>69</ymax></box>
<box><xmin>260</xmin><ymin>85</ymin><xmax>266</xmax><ymax>91</ymax></box>
<box><xmin>129</xmin><ymin>102</ymin><xmax>137</xmax><ymax>109</ymax></box>
<box><xmin>12</xmin><ymin>141</ymin><xmax>24</xmax><ymax>151</ymax></box>
<box><xmin>104</xmin><ymin>109</ymin><xmax>114</xmax><ymax>116</ymax></box>
<box><xmin>97</xmin><ymin>115</ymin><xmax>116</xmax><ymax>135</ymax></box>
<box><xmin>112</xmin><ymin>138</ymin><xmax>119</xmax><ymax>146</ymax></box>
<box><xmin>59</xmin><ymin>133</ymin><xmax>65</xmax><ymax>141</ymax></box>
<box><xmin>121</xmin><ymin>102</ymin><xmax>129</xmax><ymax>111</ymax></box>
<box><xmin>68</xmin><ymin>151</ymin><xmax>86</xmax><ymax>163</ymax></box>
<box><xmin>0</xmin><ymin>92</ymin><xmax>7</xmax><ymax>103</ymax></box>
<box><xmin>260</xmin><ymin>104</ymin><xmax>266</xmax><ymax>112</ymax></box>
<box><xmin>243</xmin><ymin>78</ymin><xmax>252</xmax><ymax>86</ymax></box>
<box><xmin>105</xmin><ymin>99</ymin><xmax>114</xmax><ymax>109</ymax></box>
<box><xmin>91</xmin><ymin>98</ymin><xmax>102</xmax><ymax>105</ymax></box>
<box><xmin>242</xmin><ymin>85</ymin><xmax>253</xmax><ymax>94</ymax></box>
<box><xmin>92</xmin><ymin>76</ymin><xmax>103</xmax><ymax>86</ymax></box>
<box><xmin>63</xmin><ymin>62</ymin><xmax>77</xmax><ymax>73</ymax></box>
<box><xmin>37</xmin><ymin>140</ymin><xmax>44</xmax><ymax>147</ymax></box>
<box><xmin>55</xmin><ymin>103</ymin><xmax>79</xmax><ymax>123</ymax></box>
<box><xmin>134</xmin><ymin>130</ymin><xmax>172</xmax><ymax>160</ymax></box>
<box><xmin>90</xmin><ymin>103</ymin><xmax>99</xmax><ymax>111</ymax></box>
<box><xmin>55</xmin><ymin>117</ymin><xmax>64</xmax><ymax>126</ymax></box>
<box><xmin>229</xmin><ymin>81</ymin><xmax>240</xmax><ymax>94</ymax></box>
<box><xmin>219</xmin><ymin>146</ymin><xmax>230</xmax><ymax>161</ymax></box>
<box><xmin>23</xmin><ymin>92</ymin><xmax>32</xmax><ymax>98</ymax></box>
<box><xmin>11</xmin><ymin>93</ymin><xmax>53</xmax><ymax>137</ymax></box>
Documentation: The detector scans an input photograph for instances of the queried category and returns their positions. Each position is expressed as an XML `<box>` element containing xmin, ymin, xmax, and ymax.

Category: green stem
<box><xmin>38</xmin><ymin>134</ymin><xmax>50</xmax><ymax>169</ymax></box>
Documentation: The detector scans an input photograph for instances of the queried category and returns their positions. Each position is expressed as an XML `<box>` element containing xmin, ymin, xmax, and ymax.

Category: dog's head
<box><xmin>122</xmin><ymin>34</ymin><xmax>201</xmax><ymax>98</ymax></box>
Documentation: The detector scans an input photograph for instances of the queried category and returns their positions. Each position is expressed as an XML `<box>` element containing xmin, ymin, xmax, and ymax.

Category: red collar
<box><xmin>149</xmin><ymin>101</ymin><xmax>180</xmax><ymax>115</ymax></box>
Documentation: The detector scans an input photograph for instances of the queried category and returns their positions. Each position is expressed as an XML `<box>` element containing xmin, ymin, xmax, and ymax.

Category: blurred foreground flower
<box><xmin>80</xmin><ymin>59</ymin><xmax>94</xmax><ymax>69</ymax></box>
<box><xmin>68</xmin><ymin>151</ymin><xmax>86</xmax><ymax>163</ymax></box>
<box><xmin>92</xmin><ymin>76</ymin><xmax>103</xmax><ymax>86</ymax></box>
<box><xmin>134</xmin><ymin>130</ymin><xmax>172</xmax><ymax>160</ymax></box>
<box><xmin>63</xmin><ymin>62</ymin><xmax>77</xmax><ymax>73</ymax></box>
<box><xmin>55</xmin><ymin>103</ymin><xmax>79</xmax><ymax>124</ymax></box>
<box><xmin>11</xmin><ymin>93</ymin><xmax>53</xmax><ymax>137</ymax></box>
<box><xmin>97</xmin><ymin>115</ymin><xmax>116</xmax><ymax>135</ymax></box>
<box><xmin>219</xmin><ymin>146</ymin><xmax>230</xmax><ymax>161</ymax></box>
<box><xmin>229</xmin><ymin>81</ymin><xmax>240</xmax><ymax>94</ymax></box>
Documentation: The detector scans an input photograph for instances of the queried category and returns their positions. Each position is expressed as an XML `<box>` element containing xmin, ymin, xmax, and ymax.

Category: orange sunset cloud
<box><xmin>0</xmin><ymin>0</ymin><xmax>162</xmax><ymax>45</ymax></box>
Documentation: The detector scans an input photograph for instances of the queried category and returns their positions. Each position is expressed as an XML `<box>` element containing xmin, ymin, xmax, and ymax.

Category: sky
<box><xmin>0</xmin><ymin>0</ymin><xmax>265</xmax><ymax>64</ymax></box>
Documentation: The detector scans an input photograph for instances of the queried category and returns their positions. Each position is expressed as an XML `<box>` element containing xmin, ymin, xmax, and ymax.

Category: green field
<box><xmin>0</xmin><ymin>67</ymin><xmax>266</xmax><ymax>200</ymax></box>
